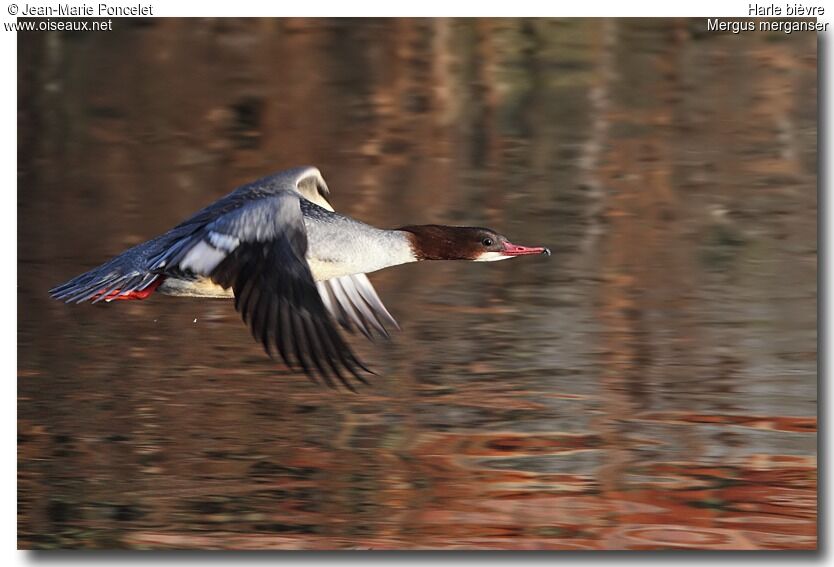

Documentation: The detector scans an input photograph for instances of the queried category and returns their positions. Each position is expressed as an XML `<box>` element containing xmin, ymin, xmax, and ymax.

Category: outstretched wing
<box><xmin>172</xmin><ymin>190</ymin><xmax>373</xmax><ymax>390</ymax></box>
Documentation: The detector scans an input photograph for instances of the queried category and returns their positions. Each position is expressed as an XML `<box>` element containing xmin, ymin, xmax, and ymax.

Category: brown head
<box><xmin>399</xmin><ymin>225</ymin><xmax>550</xmax><ymax>262</ymax></box>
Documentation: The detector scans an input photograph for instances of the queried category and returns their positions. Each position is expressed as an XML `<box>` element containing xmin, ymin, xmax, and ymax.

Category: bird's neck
<box><xmin>307</xmin><ymin>226</ymin><xmax>417</xmax><ymax>281</ymax></box>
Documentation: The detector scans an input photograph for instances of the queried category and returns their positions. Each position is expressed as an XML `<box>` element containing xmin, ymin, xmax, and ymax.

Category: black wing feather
<box><xmin>209</xmin><ymin>206</ymin><xmax>371</xmax><ymax>390</ymax></box>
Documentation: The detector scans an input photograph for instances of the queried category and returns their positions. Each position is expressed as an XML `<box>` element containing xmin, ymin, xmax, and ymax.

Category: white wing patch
<box><xmin>179</xmin><ymin>231</ymin><xmax>241</xmax><ymax>275</ymax></box>
<box><xmin>295</xmin><ymin>169</ymin><xmax>335</xmax><ymax>212</ymax></box>
<box><xmin>208</xmin><ymin>231</ymin><xmax>240</xmax><ymax>251</ymax></box>
<box><xmin>316</xmin><ymin>273</ymin><xmax>398</xmax><ymax>338</ymax></box>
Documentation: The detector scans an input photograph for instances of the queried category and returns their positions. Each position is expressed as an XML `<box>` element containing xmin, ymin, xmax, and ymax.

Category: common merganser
<box><xmin>50</xmin><ymin>166</ymin><xmax>550</xmax><ymax>390</ymax></box>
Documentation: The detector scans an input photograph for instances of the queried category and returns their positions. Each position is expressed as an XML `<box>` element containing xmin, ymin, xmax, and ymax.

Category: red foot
<box><xmin>94</xmin><ymin>277</ymin><xmax>164</xmax><ymax>301</ymax></box>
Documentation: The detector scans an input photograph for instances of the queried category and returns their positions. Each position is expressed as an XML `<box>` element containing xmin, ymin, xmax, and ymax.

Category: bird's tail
<box><xmin>49</xmin><ymin>251</ymin><xmax>165</xmax><ymax>304</ymax></box>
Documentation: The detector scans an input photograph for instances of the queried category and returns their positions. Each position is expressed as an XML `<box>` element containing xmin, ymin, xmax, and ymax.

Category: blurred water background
<box><xmin>17</xmin><ymin>18</ymin><xmax>817</xmax><ymax>549</ymax></box>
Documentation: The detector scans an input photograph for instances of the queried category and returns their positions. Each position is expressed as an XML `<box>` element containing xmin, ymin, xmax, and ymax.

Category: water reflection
<box><xmin>18</xmin><ymin>18</ymin><xmax>816</xmax><ymax>549</ymax></box>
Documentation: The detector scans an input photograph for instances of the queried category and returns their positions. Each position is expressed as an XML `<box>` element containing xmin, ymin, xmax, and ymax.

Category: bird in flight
<box><xmin>50</xmin><ymin>166</ymin><xmax>550</xmax><ymax>390</ymax></box>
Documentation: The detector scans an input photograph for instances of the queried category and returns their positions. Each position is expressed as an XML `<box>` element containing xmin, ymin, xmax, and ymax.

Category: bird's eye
<box><xmin>482</xmin><ymin>238</ymin><xmax>494</xmax><ymax>247</ymax></box>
